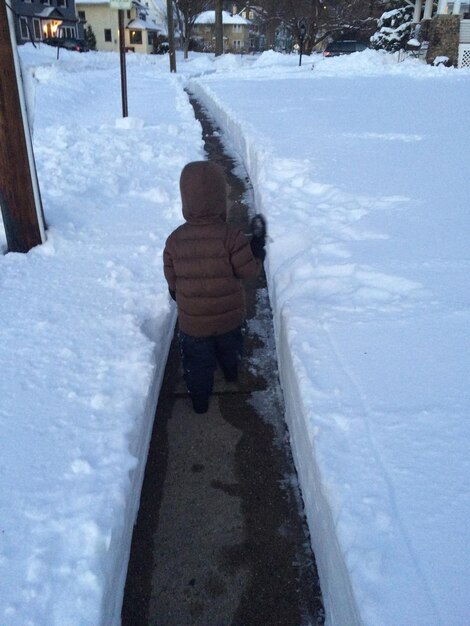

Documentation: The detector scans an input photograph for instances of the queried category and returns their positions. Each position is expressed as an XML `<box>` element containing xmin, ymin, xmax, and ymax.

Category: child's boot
<box><xmin>191</xmin><ymin>395</ymin><xmax>209</xmax><ymax>414</ymax></box>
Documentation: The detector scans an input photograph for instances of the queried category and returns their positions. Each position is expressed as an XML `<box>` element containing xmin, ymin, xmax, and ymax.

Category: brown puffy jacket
<box><xmin>163</xmin><ymin>161</ymin><xmax>259</xmax><ymax>337</ymax></box>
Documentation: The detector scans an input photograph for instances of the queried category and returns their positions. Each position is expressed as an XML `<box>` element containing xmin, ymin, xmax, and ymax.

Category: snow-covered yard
<box><xmin>1</xmin><ymin>45</ymin><xmax>469</xmax><ymax>625</ymax></box>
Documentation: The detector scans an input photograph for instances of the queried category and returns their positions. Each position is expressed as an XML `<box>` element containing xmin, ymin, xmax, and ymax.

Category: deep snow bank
<box><xmin>188</xmin><ymin>77</ymin><xmax>363</xmax><ymax>626</ymax></box>
<box><xmin>0</xmin><ymin>47</ymin><xmax>204</xmax><ymax>625</ymax></box>
<box><xmin>188</xmin><ymin>51</ymin><xmax>470</xmax><ymax>626</ymax></box>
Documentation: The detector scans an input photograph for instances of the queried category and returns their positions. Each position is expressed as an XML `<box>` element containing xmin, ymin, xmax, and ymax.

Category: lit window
<box><xmin>130</xmin><ymin>30</ymin><xmax>142</xmax><ymax>44</ymax></box>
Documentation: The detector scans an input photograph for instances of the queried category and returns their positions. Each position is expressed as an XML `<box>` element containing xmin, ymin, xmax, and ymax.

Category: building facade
<box><xmin>412</xmin><ymin>0</ymin><xmax>470</xmax><ymax>66</ymax></box>
<box><xmin>11</xmin><ymin>0</ymin><xmax>83</xmax><ymax>44</ymax></box>
<box><xmin>75</xmin><ymin>0</ymin><xmax>161</xmax><ymax>53</ymax></box>
<box><xmin>193</xmin><ymin>10</ymin><xmax>250</xmax><ymax>53</ymax></box>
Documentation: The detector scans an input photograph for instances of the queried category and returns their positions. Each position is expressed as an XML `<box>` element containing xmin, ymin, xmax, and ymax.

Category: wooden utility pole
<box><xmin>166</xmin><ymin>0</ymin><xmax>176</xmax><ymax>72</ymax></box>
<box><xmin>0</xmin><ymin>0</ymin><xmax>46</xmax><ymax>252</ymax></box>
<box><xmin>118</xmin><ymin>9</ymin><xmax>128</xmax><ymax>116</ymax></box>
<box><xmin>214</xmin><ymin>0</ymin><xmax>223</xmax><ymax>56</ymax></box>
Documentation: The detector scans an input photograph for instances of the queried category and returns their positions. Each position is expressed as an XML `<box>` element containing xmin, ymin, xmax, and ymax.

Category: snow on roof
<box><xmin>75</xmin><ymin>0</ymin><xmax>109</xmax><ymax>4</ymax></box>
<box><xmin>75</xmin><ymin>0</ymin><xmax>148</xmax><ymax>5</ymax></box>
<box><xmin>194</xmin><ymin>10</ymin><xmax>249</xmax><ymax>25</ymax></box>
<box><xmin>36</xmin><ymin>7</ymin><xmax>66</xmax><ymax>17</ymax></box>
<box><xmin>127</xmin><ymin>18</ymin><xmax>160</xmax><ymax>30</ymax></box>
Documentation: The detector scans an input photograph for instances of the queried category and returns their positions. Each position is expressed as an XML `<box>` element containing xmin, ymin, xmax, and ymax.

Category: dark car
<box><xmin>323</xmin><ymin>40</ymin><xmax>368</xmax><ymax>57</ymax></box>
<box><xmin>43</xmin><ymin>37</ymin><xmax>89</xmax><ymax>52</ymax></box>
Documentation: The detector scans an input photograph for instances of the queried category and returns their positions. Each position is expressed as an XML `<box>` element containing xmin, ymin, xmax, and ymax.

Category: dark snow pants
<box><xmin>179</xmin><ymin>326</ymin><xmax>244</xmax><ymax>400</ymax></box>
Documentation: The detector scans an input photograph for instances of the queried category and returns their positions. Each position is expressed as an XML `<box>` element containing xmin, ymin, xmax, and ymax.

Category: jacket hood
<box><xmin>180</xmin><ymin>161</ymin><xmax>227</xmax><ymax>224</ymax></box>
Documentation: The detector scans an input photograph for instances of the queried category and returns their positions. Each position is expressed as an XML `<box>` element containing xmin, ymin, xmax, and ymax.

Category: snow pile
<box><xmin>1</xmin><ymin>46</ymin><xmax>203</xmax><ymax>625</ymax></box>
<box><xmin>189</xmin><ymin>53</ymin><xmax>470</xmax><ymax>625</ymax></box>
<box><xmin>1</xmin><ymin>45</ymin><xmax>469</xmax><ymax>626</ymax></box>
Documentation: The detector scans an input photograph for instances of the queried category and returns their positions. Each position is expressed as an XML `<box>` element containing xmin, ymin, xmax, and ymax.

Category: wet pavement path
<box><xmin>121</xmin><ymin>96</ymin><xmax>324</xmax><ymax>626</ymax></box>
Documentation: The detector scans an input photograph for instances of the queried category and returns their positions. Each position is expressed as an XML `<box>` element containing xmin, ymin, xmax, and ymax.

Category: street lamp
<box><xmin>298</xmin><ymin>18</ymin><xmax>307</xmax><ymax>66</ymax></box>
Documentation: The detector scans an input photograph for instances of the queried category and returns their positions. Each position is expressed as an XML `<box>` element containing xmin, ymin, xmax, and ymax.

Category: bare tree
<box><xmin>255</xmin><ymin>0</ymin><xmax>288</xmax><ymax>49</ymax></box>
<box><xmin>259</xmin><ymin>0</ymin><xmax>380</xmax><ymax>53</ymax></box>
<box><xmin>174</xmin><ymin>0</ymin><xmax>212</xmax><ymax>59</ymax></box>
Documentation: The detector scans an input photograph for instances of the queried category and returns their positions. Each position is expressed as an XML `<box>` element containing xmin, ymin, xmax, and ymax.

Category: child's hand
<box><xmin>250</xmin><ymin>214</ymin><xmax>267</xmax><ymax>261</ymax></box>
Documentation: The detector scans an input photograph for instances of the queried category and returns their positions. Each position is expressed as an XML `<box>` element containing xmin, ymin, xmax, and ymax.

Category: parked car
<box><xmin>323</xmin><ymin>40</ymin><xmax>368</xmax><ymax>57</ymax></box>
<box><xmin>43</xmin><ymin>37</ymin><xmax>89</xmax><ymax>52</ymax></box>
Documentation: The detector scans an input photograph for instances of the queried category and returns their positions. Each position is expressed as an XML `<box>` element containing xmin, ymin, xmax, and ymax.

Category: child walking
<box><xmin>163</xmin><ymin>160</ymin><xmax>266</xmax><ymax>414</ymax></box>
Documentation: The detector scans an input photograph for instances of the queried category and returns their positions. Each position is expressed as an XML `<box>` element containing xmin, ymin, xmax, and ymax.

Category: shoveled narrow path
<box><xmin>121</xmin><ymin>96</ymin><xmax>324</xmax><ymax>626</ymax></box>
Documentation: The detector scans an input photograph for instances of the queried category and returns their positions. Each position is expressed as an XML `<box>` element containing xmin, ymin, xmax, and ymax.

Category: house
<box><xmin>411</xmin><ymin>0</ymin><xmax>470</xmax><ymax>66</ymax></box>
<box><xmin>75</xmin><ymin>0</ymin><xmax>162</xmax><ymax>53</ymax></box>
<box><xmin>193</xmin><ymin>10</ymin><xmax>250</xmax><ymax>53</ymax></box>
<box><xmin>10</xmin><ymin>0</ymin><xmax>84</xmax><ymax>44</ymax></box>
<box><xmin>238</xmin><ymin>5</ymin><xmax>266</xmax><ymax>51</ymax></box>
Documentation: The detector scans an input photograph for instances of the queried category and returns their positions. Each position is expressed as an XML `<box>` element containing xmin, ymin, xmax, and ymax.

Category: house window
<box><xmin>40</xmin><ymin>0</ymin><xmax>51</xmax><ymax>5</ymax></box>
<box><xmin>148</xmin><ymin>31</ymin><xmax>155</xmax><ymax>45</ymax></box>
<box><xmin>33</xmin><ymin>18</ymin><xmax>41</xmax><ymax>39</ymax></box>
<box><xmin>19</xmin><ymin>17</ymin><xmax>29</xmax><ymax>39</ymax></box>
<box><xmin>78</xmin><ymin>10</ymin><xmax>86</xmax><ymax>20</ymax></box>
<box><xmin>57</xmin><ymin>0</ymin><xmax>67</xmax><ymax>7</ymax></box>
<box><xmin>61</xmin><ymin>26</ymin><xmax>75</xmax><ymax>37</ymax></box>
<box><xmin>126</xmin><ymin>10</ymin><xmax>131</xmax><ymax>19</ymax></box>
<box><xmin>130</xmin><ymin>30</ymin><xmax>142</xmax><ymax>44</ymax></box>
<box><xmin>104</xmin><ymin>29</ymin><xmax>112</xmax><ymax>42</ymax></box>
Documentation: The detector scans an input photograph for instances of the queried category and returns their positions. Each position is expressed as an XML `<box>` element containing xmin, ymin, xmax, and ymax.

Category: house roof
<box><xmin>75</xmin><ymin>0</ymin><xmax>147</xmax><ymax>5</ymax></box>
<box><xmin>36</xmin><ymin>7</ymin><xmax>66</xmax><ymax>18</ymax></box>
<box><xmin>127</xmin><ymin>18</ymin><xmax>160</xmax><ymax>31</ymax></box>
<box><xmin>194</xmin><ymin>11</ymin><xmax>249</xmax><ymax>25</ymax></box>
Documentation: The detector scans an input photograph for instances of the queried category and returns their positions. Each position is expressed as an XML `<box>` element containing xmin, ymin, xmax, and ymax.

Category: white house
<box><xmin>193</xmin><ymin>10</ymin><xmax>250</xmax><ymax>53</ymax></box>
<box><xmin>411</xmin><ymin>0</ymin><xmax>470</xmax><ymax>66</ymax></box>
<box><xmin>76</xmin><ymin>0</ymin><xmax>162</xmax><ymax>53</ymax></box>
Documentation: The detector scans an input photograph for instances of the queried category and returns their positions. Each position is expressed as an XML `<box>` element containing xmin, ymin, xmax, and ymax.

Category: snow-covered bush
<box><xmin>370</xmin><ymin>1</ymin><xmax>414</xmax><ymax>52</ymax></box>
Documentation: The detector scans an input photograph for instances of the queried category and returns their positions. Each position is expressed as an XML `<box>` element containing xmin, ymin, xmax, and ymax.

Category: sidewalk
<box><xmin>121</xmin><ymin>101</ymin><xmax>324</xmax><ymax>626</ymax></box>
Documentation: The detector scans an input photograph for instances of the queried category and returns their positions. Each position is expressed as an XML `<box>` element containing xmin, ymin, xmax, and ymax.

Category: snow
<box><xmin>1</xmin><ymin>45</ymin><xmax>469</xmax><ymax>626</ymax></box>
<box><xmin>126</xmin><ymin>19</ymin><xmax>160</xmax><ymax>31</ymax></box>
<box><xmin>194</xmin><ymin>10</ymin><xmax>249</xmax><ymax>25</ymax></box>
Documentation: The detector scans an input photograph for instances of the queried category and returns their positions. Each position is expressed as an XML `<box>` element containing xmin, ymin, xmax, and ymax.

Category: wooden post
<box><xmin>118</xmin><ymin>9</ymin><xmax>128</xmax><ymax>116</ymax></box>
<box><xmin>214</xmin><ymin>0</ymin><xmax>223</xmax><ymax>57</ymax></box>
<box><xmin>166</xmin><ymin>0</ymin><xmax>176</xmax><ymax>72</ymax></box>
<box><xmin>0</xmin><ymin>0</ymin><xmax>46</xmax><ymax>253</ymax></box>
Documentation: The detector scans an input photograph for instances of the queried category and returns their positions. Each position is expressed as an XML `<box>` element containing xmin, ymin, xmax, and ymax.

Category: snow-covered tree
<box><xmin>370</xmin><ymin>1</ymin><xmax>414</xmax><ymax>52</ymax></box>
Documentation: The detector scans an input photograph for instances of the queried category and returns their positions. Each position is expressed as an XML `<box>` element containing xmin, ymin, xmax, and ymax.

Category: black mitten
<box><xmin>251</xmin><ymin>237</ymin><xmax>266</xmax><ymax>261</ymax></box>
<box><xmin>250</xmin><ymin>214</ymin><xmax>267</xmax><ymax>261</ymax></box>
